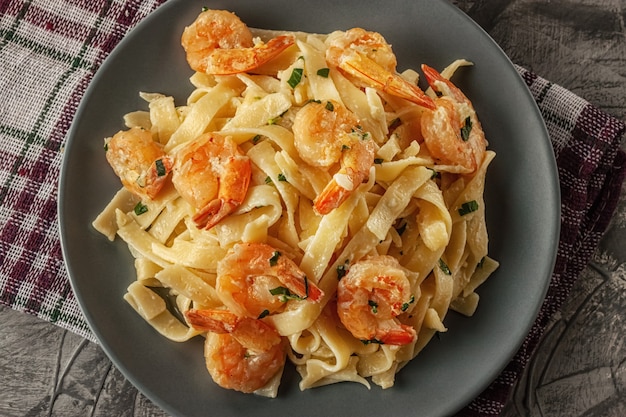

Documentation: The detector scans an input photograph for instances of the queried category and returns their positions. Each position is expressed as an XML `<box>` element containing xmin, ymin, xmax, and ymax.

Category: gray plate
<box><xmin>58</xmin><ymin>0</ymin><xmax>560</xmax><ymax>416</ymax></box>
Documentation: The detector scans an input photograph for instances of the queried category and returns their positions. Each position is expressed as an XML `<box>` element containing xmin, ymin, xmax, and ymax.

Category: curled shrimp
<box><xmin>420</xmin><ymin>64</ymin><xmax>487</xmax><ymax>173</ymax></box>
<box><xmin>171</xmin><ymin>132</ymin><xmax>251</xmax><ymax>230</ymax></box>
<box><xmin>185</xmin><ymin>309</ymin><xmax>285</xmax><ymax>394</ymax></box>
<box><xmin>216</xmin><ymin>242</ymin><xmax>324</xmax><ymax>319</ymax></box>
<box><xmin>105</xmin><ymin>127</ymin><xmax>172</xmax><ymax>200</ymax></box>
<box><xmin>325</xmin><ymin>28</ymin><xmax>435</xmax><ymax>110</ymax></box>
<box><xmin>337</xmin><ymin>255</ymin><xmax>417</xmax><ymax>345</ymax></box>
<box><xmin>292</xmin><ymin>99</ymin><xmax>376</xmax><ymax>215</ymax></box>
<box><xmin>181</xmin><ymin>9</ymin><xmax>295</xmax><ymax>75</ymax></box>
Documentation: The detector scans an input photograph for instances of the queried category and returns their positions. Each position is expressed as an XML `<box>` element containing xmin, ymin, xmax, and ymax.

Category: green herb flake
<box><xmin>374</xmin><ymin>158</ymin><xmax>384</xmax><ymax>164</ymax></box>
<box><xmin>336</xmin><ymin>260</ymin><xmax>349</xmax><ymax>280</ymax></box>
<box><xmin>325</xmin><ymin>101</ymin><xmax>335</xmax><ymax>112</ymax></box>
<box><xmin>264</xmin><ymin>176</ymin><xmax>274</xmax><ymax>185</ymax></box>
<box><xmin>341</xmin><ymin>144</ymin><xmax>351</xmax><ymax>151</ymax></box>
<box><xmin>269</xmin><ymin>286</ymin><xmax>289</xmax><ymax>296</ymax></box>
<box><xmin>438</xmin><ymin>258</ymin><xmax>452</xmax><ymax>275</ymax></box>
<box><xmin>458</xmin><ymin>200</ymin><xmax>479</xmax><ymax>216</ymax></box>
<box><xmin>401</xmin><ymin>295</ymin><xmax>416</xmax><ymax>312</ymax></box>
<box><xmin>258</xmin><ymin>309</ymin><xmax>270</xmax><ymax>319</ymax></box>
<box><xmin>368</xmin><ymin>300</ymin><xmax>379</xmax><ymax>314</ymax></box>
<box><xmin>361</xmin><ymin>338</ymin><xmax>384</xmax><ymax>345</ymax></box>
<box><xmin>460</xmin><ymin>116</ymin><xmax>472</xmax><ymax>141</ymax></box>
<box><xmin>201</xmin><ymin>6</ymin><xmax>209</xmax><ymax>12</ymax></box>
<box><xmin>269</xmin><ymin>251</ymin><xmax>281</xmax><ymax>267</ymax></box>
<box><xmin>155</xmin><ymin>159</ymin><xmax>166</xmax><ymax>177</ymax></box>
<box><xmin>133</xmin><ymin>202</ymin><xmax>148</xmax><ymax>216</ymax></box>
<box><xmin>269</xmin><ymin>286</ymin><xmax>303</xmax><ymax>302</ymax></box>
<box><xmin>316</xmin><ymin>68</ymin><xmax>330</xmax><ymax>78</ymax></box>
<box><xmin>287</xmin><ymin>67</ymin><xmax>304</xmax><ymax>89</ymax></box>
<box><xmin>252</xmin><ymin>134</ymin><xmax>262</xmax><ymax>144</ymax></box>
<box><xmin>267</xmin><ymin>116</ymin><xmax>281</xmax><ymax>125</ymax></box>
<box><xmin>277</xmin><ymin>173</ymin><xmax>288</xmax><ymax>182</ymax></box>
<box><xmin>428</xmin><ymin>168</ymin><xmax>441</xmax><ymax>180</ymax></box>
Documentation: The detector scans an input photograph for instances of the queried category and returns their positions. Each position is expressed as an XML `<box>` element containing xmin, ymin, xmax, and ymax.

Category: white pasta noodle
<box><xmin>92</xmin><ymin>15</ymin><xmax>499</xmax><ymax>397</ymax></box>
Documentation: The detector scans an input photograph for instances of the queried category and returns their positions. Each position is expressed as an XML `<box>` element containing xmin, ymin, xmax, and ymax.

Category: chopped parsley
<box><xmin>287</xmin><ymin>67</ymin><xmax>304</xmax><ymax>88</ymax></box>
<box><xmin>401</xmin><ymin>295</ymin><xmax>416</xmax><ymax>312</ymax></box>
<box><xmin>325</xmin><ymin>101</ymin><xmax>335</xmax><ymax>112</ymax></box>
<box><xmin>336</xmin><ymin>260</ymin><xmax>349</xmax><ymax>280</ymax></box>
<box><xmin>460</xmin><ymin>116</ymin><xmax>472</xmax><ymax>141</ymax></box>
<box><xmin>252</xmin><ymin>134</ymin><xmax>262</xmax><ymax>144</ymax></box>
<box><xmin>277</xmin><ymin>173</ymin><xmax>288</xmax><ymax>182</ymax></box>
<box><xmin>155</xmin><ymin>159</ymin><xmax>166</xmax><ymax>177</ymax></box>
<box><xmin>316</xmin><ymin>68</ymin><xmax>330</xmax><ymax>78</ymax></box>
<box><xmin>361</xmin><ymin>339</ymin><xmax>384</xmax><ymax>345</ymax></box>
<box><xmin>133</xmin><ymin>202</ymin><xmax>148</xmax><ymax>216</ymax></box>
<box><xmin>269</xmin><ymin>251</ymin><xmax>281</xmax><ymax>266</ymax></box>
<box><xmin>264</xmin><ymin>176</ymin><xmax>274</xmax><ymax>185</ymax></box>
<box><xmin>269</xmin><ymin>285</ymin><xmax>305</xmax><ymax>302</ymax></box>
<box><xmin>368</xmin><ymin>300</ymin><xmax>379</xmax><ymax>314</ymax></box>
<box><xmin>374</xmin><ymin>158</ymin><xmax>384</xmax><ymax>164</ymax></box>
<box><xmin>258</xmin><ymin>309</ymin><xmax>270</xmax><ymax>319</ymax></box>
<box><xmin>428</xmin><ymin>168</ymin><xmax>441</xmax><ymax>180</ymax></box>
<box><xmin>267</xmin><ymin>116</ymin><xmax>281</xmax><ymax>125</ymax></box>
<box><xmin>438</xmin><ymin>258</ymin><xmax>452</xmax><ymax>275</ymax></box>
<box><xmin>458</xmin><ymin>200</ymin><xmax>479</xmax><ymax>216</ymax></box>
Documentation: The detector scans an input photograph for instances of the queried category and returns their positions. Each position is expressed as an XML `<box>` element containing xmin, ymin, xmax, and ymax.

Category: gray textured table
<box><xmin>2</xmin><ymin>1</ymin><xmax>625</xmax><ymax>416</ymax></box>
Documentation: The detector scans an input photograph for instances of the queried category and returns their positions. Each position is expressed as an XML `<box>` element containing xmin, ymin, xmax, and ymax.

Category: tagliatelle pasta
<box><xmin>93</xmin><ymin>9</ymin><xmax>499</xmax><ymax>397</ymax></box>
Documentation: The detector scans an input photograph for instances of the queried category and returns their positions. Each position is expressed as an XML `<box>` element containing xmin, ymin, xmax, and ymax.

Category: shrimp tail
<box><xmin>193</xmin><ymin>198</ymin><xmax>239</xmax><ymax>230</ymax></box>
<box><xmin>376</xmin><ymin>324</ymin><xmax>417</xmax><ymax>346</ymax></box>
<box><xmin>340</xmin><ymin>53</ymin><xmax>435</xmax><ymax>110</ymax></box>
<box><xmin>186</xmin><ymin>309</ymin><xmax>238</xmax><ymax>333</ymax></box>
<box><xmin>313</xmin><ymin>179</ymin><xmax>351</xmax><ymax>215</ymax></box>
<box><xmin>421</xmin><ymin>64</ymin><xmax>466</xmax><ymax>103</ymax></box>
<box><xmin>186</xmin><ymin>309</ymin><xmax>282</xmax><ymax>352</ymax></box>
<box><xmin>206</xmin><ymin>34</ymin><xmax>296</xmax><ymax>75</ymax></box>
<box><xmin>275</xmin><ymin>259</ymin><xmax>324</xmax><ymax>302</ymax></box>
<box><xmin>192</xmin><ymin>155</ymin><xmax>252</xmax><ymax>229</ymax></box>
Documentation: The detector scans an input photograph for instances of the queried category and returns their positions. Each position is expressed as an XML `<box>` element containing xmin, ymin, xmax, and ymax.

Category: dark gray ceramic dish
<box><xmin>58</xmin><ymin>0</ymin><xmax>560</xmax><ymax>416</ymax></box>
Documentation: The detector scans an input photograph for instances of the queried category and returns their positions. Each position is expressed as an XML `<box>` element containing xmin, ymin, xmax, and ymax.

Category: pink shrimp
<box><xmin>291</xmin><ymin>99</ymin><xmax>375</xmax><ymax>215</ymax></box>
<box><xmin>216</xmin><ymin>242</ymin><xmax>324</xmax><ymax>319</ymax></box>
<box><xmin>185</xmin><ymin>309</ymin><xmax>285</xmax><ymax>393</ymax></box>
<box><xmin>420</xmin><ymin>64</ymin><xmax>487</xmax><ymax>173</ymax></box>
<box><xmin>337</xmin><ymin>255</ymin><xmax>417</xmax><ymax>345</ymax></box>
<box><xmin>105</xmin><ymin>127</ymin><xmax>172</xmax><ymax>200</ymax></box>
<box><xmin>171</xmin><ymin>132</ymin><xmax>251</xmax><ymax>230</ymax></box>
<box><xmin>181</xmin><ymin>9</ymin><xmax>295</xmax><ymax>75</ymax></box>
<box><xmin>325</xmin><ymin>28</ymin><xmax>435</xmax><ymax>110</ymax></box>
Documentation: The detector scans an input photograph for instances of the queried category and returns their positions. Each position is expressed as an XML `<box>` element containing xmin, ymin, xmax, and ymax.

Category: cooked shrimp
<box><xmin>181</xmin><ymin>9</ymin><xmax>295</xmax><ymax>75</ymax></box>
<box><xmin>325</xmin><ymin>28</ymin><xmax>435</xmax><ymax>110</ymax></box>
<box><xmin>216</xmin><ymin>242</ymin><xmax>324</xmax><ymax>319</ymax></box>
<box><xmin>337</xmin><ymin>255</ymin><xmax>417</xmax><ymax>345</ymax></box>
<box><xmin>171</xmin><ymin>132</ymin><xmax>251</xmax><ymax>230</ymax></box>
<box><xmin>105</xmin><ymin>127</ymin><xmax>172</xmax><ymax>200</ymax></box>
<box><xmin>185</xmin><ymin>309</ymin><xmax>285</xmax><ymax>393</ymax></box>
<box><xmin>420</xmin><ymin>64</ymin><xmax>487</xmax><ymax>173</ymax></box>
<box><xmin>292</xmin><ymin>99</ymin><xmax>376</xmax><ymax>215</ymax></box>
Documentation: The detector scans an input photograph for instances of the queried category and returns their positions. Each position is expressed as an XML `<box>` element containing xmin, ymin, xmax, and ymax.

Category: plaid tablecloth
<box><xmin>1</xmin><ymin>1</ymin><xmax>624</xmax><ymax>416</ymax></box>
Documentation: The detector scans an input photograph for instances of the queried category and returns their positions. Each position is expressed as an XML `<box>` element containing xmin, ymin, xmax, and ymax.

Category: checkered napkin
<box><xmin>0</xmin><ymin>1</ymin><xmax>624</xmax><ymax>415</ymax></box>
